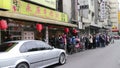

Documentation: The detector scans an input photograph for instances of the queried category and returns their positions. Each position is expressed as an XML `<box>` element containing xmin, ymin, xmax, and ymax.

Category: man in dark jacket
<box><xmin>49</xmin><ymin>35</ymin><xmax>56</xmax><ymax>47</ymax></box>
<box><xmin>99</xmin><ymin>35</ymin><xmax>105</xmax><ymax>47</ymax></box>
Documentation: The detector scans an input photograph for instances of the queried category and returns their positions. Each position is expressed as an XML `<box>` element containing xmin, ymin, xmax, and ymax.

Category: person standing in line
<box><xmin>89</xmin><ymin>34</ymin><xmax>93</xmax><ymax>49</ymax></box>
<box><xmin>66</xmin><ymin>35</ymin><xmax>72</xmax><ymax>54</ymax></box>
<box><xmin>62</xmin><ymin>34</ymin><xmax>67</xmax><ymax>51</ymax></box>
<box><xmin>49</xmin><ymin>35</ymin><xmax>56</xmax><ymax>47</ymax></box>
<box><xmin>58</xmin><ymin>35</ymin><xmax>64</xmax><ymax>49</ymax></box>
<box><xmin>74</xmin><ymin>36</ymin><xmax>80</xmax><ymax>52</ymax></box>
<box><xmin>70</xmin><ymin>36</ymin><xmax>76</xmax><ymax>53</ymax></box>
<box><xmin>85</xmin><ymin>35</ymin><xmax>89</xmax><ymax>50</ymax></box>
<box><xmin>81</xmin><ymin>35</ymin><xmax>86</xmax><ymax>50</ymax></box>
<box><xmin>4</xmin><ymin>34</ymin><xmax>13</xmax><ymax>42</ymax></box>
<box><xmin>99</xmin><ymin>34</ymin><xmax>105</xmax><ymax>47</ymax></box>
<box><xmin>55</xmin><ymin>35</ymin><xmax>60</xmax><ymax>48</ymax></box>
<box><xmin>93</xmin><ymin>34</ymin><xmax>96</xmax><ymax>49</ymax></box>
<box><xmin>96</xmin><ymin>34</ymin><xmax>100</xmax><ymax>47</ymax></box>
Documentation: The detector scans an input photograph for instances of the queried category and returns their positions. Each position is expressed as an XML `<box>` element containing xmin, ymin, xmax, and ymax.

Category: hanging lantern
<box><xmin>0</xmin><ymin>20</ymin><xmax>8</xmax><ymax>30</ymax></box>
<box><xmin>64</xmin><ymin>28</ymin><xmax>69</xmax><ymax>33</ymax></box>
<box><xmin>36</xmin><ymin>24</ymin><xmax>43</xmax><ymax>32</ymax></box>
<box><xmin>73</xmin><ymin>29</ymin><xmax>77</xmax><ymax>33</ymax></box>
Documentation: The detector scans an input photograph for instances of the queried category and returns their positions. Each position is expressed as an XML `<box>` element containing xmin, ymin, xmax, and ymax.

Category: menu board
<box><xmin>22</xmin><ymin>31</ymin><xmax>34</xmax><ymax>40</ymax></box>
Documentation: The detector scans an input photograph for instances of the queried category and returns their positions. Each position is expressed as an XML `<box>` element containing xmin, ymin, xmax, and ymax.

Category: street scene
<box><xmin>0</xmin><ymin>0</ymin><xmax>120</xmax><ymax>68</ymax></box>
<box><xmin>48</xmin><ymin>40</ymin><xmax>120</xmax><ymax>68</ymax></box>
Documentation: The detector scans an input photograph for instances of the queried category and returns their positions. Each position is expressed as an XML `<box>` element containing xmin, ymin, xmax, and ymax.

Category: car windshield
<box><xmin>0</xmin><ymin>42</ymin><xmax>18</xmax><ymax>52</ymax></box>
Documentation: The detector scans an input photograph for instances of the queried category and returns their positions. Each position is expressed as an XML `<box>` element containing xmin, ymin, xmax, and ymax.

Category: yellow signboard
<box><xmin>10</xmin><ymin>0</ymin><xmax>68</xmax><ymax>22</ymax></box>
<box><xmin>118</xmin><ymin>12</ymin><xmax>120</xmax><ymax>24</ymax></box>
<box><xmin>112</xmin><ymin>25</ymin><xmax>117</xmax><ymax>29</ymax></box>
<box><xmin>0</xmin><ymin>0</ymin><xmax>11</xmax><ymax>10</ymax></box>
<box><xmin>24</xmin><ymin>0</ymin><xmax>56</xmax><ymax>9</ymax></box>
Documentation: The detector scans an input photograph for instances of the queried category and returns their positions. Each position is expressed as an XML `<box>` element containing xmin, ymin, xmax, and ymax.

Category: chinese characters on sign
<box><xmin>10</xmin><ymin>0</ymin><xmax>68</xmax><ymax>22</ymax></box>
<box><xmin>12</xmin><ymin>0</ymin><xmax>20</xmax><ymax>12</ymax></box>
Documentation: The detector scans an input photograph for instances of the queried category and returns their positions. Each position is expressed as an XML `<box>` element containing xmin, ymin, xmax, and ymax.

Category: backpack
<box><xmin>72</xmin><ymin>37</ymin><xmax>76</xmax><ymax>45</ymax></box>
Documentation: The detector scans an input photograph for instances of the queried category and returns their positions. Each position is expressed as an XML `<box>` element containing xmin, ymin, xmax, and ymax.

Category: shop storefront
<box><xmin>0</xmin><ymin>18</ymin><xmax>76</xmax><ymax>44</ymax></box>
<box><xmin>0</xmin><ymin>19</ymin><xmax>37</xmax><ymax>43</ymax></box>
<box><xmin>0</xmin><ymin>0</ymin><xmax>77</xmax><ymax>44</ymax></box>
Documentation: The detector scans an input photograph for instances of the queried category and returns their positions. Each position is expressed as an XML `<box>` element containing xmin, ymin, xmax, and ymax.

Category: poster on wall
<box><xmin>22</xmin><ymin>31</ymin><xmax>34</xmax><ymax>40</ymax></box>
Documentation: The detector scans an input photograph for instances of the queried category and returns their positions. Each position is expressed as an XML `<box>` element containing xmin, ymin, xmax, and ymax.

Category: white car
<box><xmin>0</xmin><ymin>40</ymin><xmax>67</xmax><ymax>68</ymax></box>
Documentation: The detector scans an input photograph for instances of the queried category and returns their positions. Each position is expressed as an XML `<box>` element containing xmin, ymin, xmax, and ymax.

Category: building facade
<box><xmin>109</xmin><ymin>0</ymin><xmax>119</xmax><ymax>31</ymax></box>
<box><xmin>78</xmin><ymin>0</ymin><xmax>101</xmax><ymax>34</ymax></box>
<box><xmin>0</xmin><ymin>0</ymin><xmax>77</xmax><ymax>44</ymax></box>
<box><xmin>97</xmin><ymin>0</ymin><xmax>112</xmax><ymax>33</ymax></box>
<box><xmin>62</xmin><ymin>0</ymin><xmax>72</xmax><ymax>23</ymax></box>
<box><xmin>118</xmin><ymin>11</ymin><xmax>120</xmax><ymax>34</ymax></box>
<box><xmin>108</xmin><ymin>0</ymin><xmax>119</xmax><ymax>35</ymax></box>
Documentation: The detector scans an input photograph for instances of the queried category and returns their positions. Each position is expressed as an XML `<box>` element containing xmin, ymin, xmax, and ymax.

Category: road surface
<box><xmin>47</xmin><ymin>40</ymin><xmax>120</xmax><ymax>68</ymax></box>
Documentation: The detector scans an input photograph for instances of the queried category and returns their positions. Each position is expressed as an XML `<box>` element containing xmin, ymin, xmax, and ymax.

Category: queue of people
<box><xmin>81</xmin><ymin>33</ymin><xmax>112</xmax><ymax>50</ymax></box>
<box><xmin>49</xmin><ymin>33</ymin><xmax>113</xmax><ymax>54</ymax></box>
<box><xmin>3</xmin><ymin>33</ymin><xmax>113</xmax><ymax>55</ymax></box>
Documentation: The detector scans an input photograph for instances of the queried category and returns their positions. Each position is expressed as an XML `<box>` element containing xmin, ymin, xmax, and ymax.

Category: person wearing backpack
<box><xmin>67</xmin><ymin>36</ymin><xmax>73</xmax><ymax>54</ymax></box>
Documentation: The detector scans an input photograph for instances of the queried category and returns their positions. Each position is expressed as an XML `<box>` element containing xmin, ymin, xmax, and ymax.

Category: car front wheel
<box><xmin>16</xmin><ymin>63</ymin><xmax>29</xmax><ymax>68</ymax></box>
<box><xmin>59</xmin><ymin>53</ymin><xmax>66</xmax><ymax>65</ymax></box>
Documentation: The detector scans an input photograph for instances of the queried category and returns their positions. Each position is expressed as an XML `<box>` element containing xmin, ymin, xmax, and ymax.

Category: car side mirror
<box><xmin>49</xmin><ymin>46</ymin><xmax>54</xmax><ymax>50</ymax></box>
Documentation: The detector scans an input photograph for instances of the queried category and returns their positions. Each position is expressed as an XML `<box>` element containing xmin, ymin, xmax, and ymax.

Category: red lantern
<box><xmin>73</xmin><ymin>29</ymin><xmax>77</xmax><ymax>33</ymax></box>
<box><xmin>0</xmin><ymin>20</ymin><xmax>8</xmax><ymax>30</ymax></box>
<box><xmin>64</xmin><ymin>28</ymin><xmax>69</xmax><ymax>33</ymax></box>
<box><xmin>36</xmin><ymin>24</ymin><xmax>43</xmax><ymax>32</ymax></box>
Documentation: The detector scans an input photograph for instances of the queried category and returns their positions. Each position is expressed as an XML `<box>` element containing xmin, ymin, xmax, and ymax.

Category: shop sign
<box><xmin>0</xmin><ymin>0</ymin><xmax>68</xmax><ymax>22</ymax></box>
<box><xmin>0</xmin><ymin>0</ymin><xmax>12</xmax><ymax>10</ymax></box>
<box><xmin>22</xmin><ymin>31</ymin><xmax>34</xmax><ymax>40</ymax></box>
<box><xmin>78</xmin><ymin>22</ymin><xmax>82</xmax><ymax>29</ymax></box>
<box><xmin>112</xmin><ymin>25</ymin><xmax>117</xmax><ymax>29</ymax></box>
<box><xmin>23</xmin><ymin>0</ymin><xmax>56</xmax><ymax>9</ymax></box>
<box><xmin>10</xmin><ymin>0</ymin><xmax>68</xmax><ymax>22</ymax></box>
<box><xmin>112</xmin><ymin>25</ymin><xmax>119</xmax><ymax>32</ymax></box>
<box><xmin>118</xmin><ymin>12</ymin><xmax>120</xmax><ymax>24</ymax></box>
